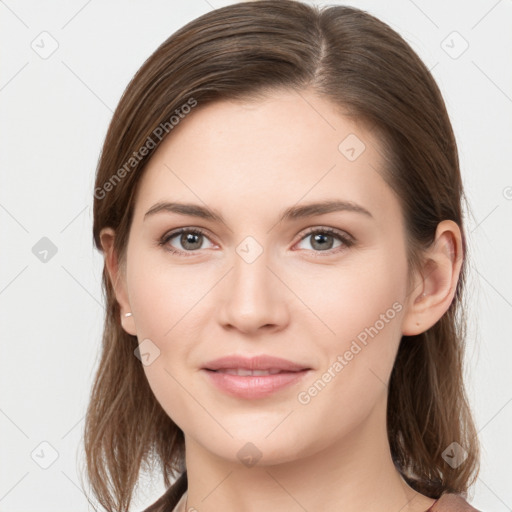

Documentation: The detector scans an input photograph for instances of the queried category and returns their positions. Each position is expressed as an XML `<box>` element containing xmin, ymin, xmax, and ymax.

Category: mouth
<box><xmin>203</xmin><ymin>354</ymin><xmax>311</xmax><ymax>373</ymax></box>
<box><xmin>202</xmin><ymin>368</ymin><xmax>311</xmax><ymax>399</ymax></box>
<box><xmin>201</xmin><ymin>354</ymin><xmax>312</xmax><ymax>398</ymax></box>
<box><xmin>205</xmin><ymin>368</ymin><xmax>305</xmax><ymax>376</ymax></box>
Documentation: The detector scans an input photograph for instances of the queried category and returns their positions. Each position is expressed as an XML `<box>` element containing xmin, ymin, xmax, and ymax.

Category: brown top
<box><xmin>169</xmin><ymin>491</ymin><xmax>186</xmax><ymax>512</ymax></box>
<box><xmin>427</xmin><ymin>492</ymin><xmax>482</xmax><ymax>511</ymax></box>
<box><xmin>146</xmin><ymin>488</ymin><xmax>482</xmax><ymax>512</ymax></box>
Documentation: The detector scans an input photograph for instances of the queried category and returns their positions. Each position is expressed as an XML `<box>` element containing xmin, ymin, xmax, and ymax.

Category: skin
<box><xmin>101</xmin><ymin>88</ymin><xmax>462</xmax><ymax>512</ymax></box>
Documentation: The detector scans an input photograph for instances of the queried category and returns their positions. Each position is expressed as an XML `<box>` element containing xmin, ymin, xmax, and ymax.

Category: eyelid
<box><xmin>297</xmin><ymin>226</ymin><xmax>354</xmax><ymax>244</ymax></box>
<box><xmin>158</xmin><ymin>225</ymin><xmax>354</xmax><ymax>256</ymax></box>
<box><xmin>158</xmin><ymin>227</ymin><xmax>217</xmax><ymax>256</ymax></box>
<box><xmin>292</xmin><ymin>226</ymin><xmax>354</xmax><ymax>256</ymax></box>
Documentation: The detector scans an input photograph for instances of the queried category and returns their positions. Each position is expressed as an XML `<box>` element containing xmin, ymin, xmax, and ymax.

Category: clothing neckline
<box><xmin>173</xmin><ymin>492</ymin><xmax>441</xmax><ymax>512</ymax></box>
<box><xmin>425</xmin><ymin>498</ymin><xmax>439</xmax><ymax>511</ymax></box>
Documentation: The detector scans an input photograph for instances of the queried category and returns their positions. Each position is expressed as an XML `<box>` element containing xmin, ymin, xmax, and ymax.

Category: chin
<box><xmin>210</xmin><ymin>430</ymin><xmax>311</xmax><ymax>467</ymax></box>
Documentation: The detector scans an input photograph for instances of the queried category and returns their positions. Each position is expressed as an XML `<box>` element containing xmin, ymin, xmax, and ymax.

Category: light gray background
<box><xmin>1</xmin><ymin>0</ymin><xmax>511</xmax><ymax>510</ymax></box>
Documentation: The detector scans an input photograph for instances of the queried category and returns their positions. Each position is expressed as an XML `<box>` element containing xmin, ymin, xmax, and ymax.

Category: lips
<box><xmin>203</xmin><ymin>354</ymin><xmax>310</xmax><ymax>373</ymax></box>
<box><xmin>203</xmin><ymin>368</ymin><xmax>311</xmax><ymax>399</ymax></box>
<box><xmin>213</xmin><ymin>368</ymin><xmax>284</xmax><ymax>376</ymax></box>
<box><xmin>201</xmin><ymin>355</ymin><xmax>312</xmax><ymax>399</ymax></box>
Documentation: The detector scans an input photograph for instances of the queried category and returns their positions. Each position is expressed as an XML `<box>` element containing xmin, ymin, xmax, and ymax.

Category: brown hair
<box><xmin>84</xmin><ymin>1</ymin><xmax>480</xmax><ymax>510</ymax></box>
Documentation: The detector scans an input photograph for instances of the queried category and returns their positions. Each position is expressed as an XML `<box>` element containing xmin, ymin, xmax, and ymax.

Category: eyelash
<box><xmin>157</xmin><ymin>226</ymin><xmax>354</xmax><ymax>258</ymax></box>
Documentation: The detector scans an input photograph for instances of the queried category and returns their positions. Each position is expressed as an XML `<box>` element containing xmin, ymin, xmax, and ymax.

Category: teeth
<box><xmin>216</xmin><ymin>368</ymin><xmax>283</xmax><ymax>376</ymax></box>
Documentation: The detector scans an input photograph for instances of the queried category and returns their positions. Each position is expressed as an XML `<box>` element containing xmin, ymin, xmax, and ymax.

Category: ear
<box><xmin>401</xmin><ymin>220</ymin><xmax>463</xmax><ymax>336</ymax></box>
<box><xmin>99</xmin><ymin>227</ymin><xmax>137</xmax><ymax>336</ymax></box>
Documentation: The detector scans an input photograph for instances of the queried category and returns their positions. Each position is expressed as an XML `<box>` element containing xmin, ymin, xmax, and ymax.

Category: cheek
<box><xmin>128</xmin><ymin>259</ymin><xmax>205</xmax><ymax>429</ymax></box>
<box><xmin>292</xmin><ymin>250</ymin><xmax>406</xmax><ymax>403</ymax></box>
<box><xmin>290</xmin><ymin>250</ymin><xmax>406</xmax><ymax>350</ymax></box>
<box><xmin>126</xmin><ymin>248</ymin><xmax>210</xmax><ymax>341</ymax></box>
<box><xmin>273</xmin><ymin>292</ymin><xmax>404</xmax><ymax>464</ymax></box>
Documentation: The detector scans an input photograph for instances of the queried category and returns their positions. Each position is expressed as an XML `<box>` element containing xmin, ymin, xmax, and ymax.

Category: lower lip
<box><xmin>202</xmin><ymin>369</ymin><xmax>310</xmax><ymax>399</ymax></box>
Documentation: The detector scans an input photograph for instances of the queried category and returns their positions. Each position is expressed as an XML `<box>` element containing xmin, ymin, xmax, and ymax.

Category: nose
<box><xmin>217</xmin><ymin>246</ymin><xmax>289</xmax><ymax>335</ymax></box>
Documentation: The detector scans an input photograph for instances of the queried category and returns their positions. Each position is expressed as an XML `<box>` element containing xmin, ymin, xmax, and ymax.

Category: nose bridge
<box><xmin>233</xmin><ymin>240</ymin><xmax>272</xmax><ymax>298</ymax></box>
<box><xmin>217</xmin><ymin>235</ymin><xmax>287</xmax><ymax>332</ymax></box>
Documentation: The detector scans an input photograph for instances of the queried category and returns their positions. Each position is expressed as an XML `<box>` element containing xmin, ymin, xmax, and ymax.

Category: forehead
<box><xmin>133</xmin><ymin>88</ymin><xmax>399</xmax><ymax>226</ymax></box>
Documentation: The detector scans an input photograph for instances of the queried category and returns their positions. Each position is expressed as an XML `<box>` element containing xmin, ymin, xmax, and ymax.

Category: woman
<box><xmin>84</xmin><ymin>1</ymin><xmax>482</xmax><ymax>511</ymax></box>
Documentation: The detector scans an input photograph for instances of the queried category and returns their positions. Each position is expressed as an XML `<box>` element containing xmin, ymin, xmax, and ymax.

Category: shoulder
<box><xmin>431</xmin><ymin>493</ymin><xmax>482</xmax><ymax>512</ymax></box>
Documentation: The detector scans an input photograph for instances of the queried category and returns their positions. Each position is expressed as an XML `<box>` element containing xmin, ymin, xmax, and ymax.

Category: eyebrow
<box><xmin>144</xmin><ymin>199</ymin><xmax>373</xmax><ymax>224</ymax></box>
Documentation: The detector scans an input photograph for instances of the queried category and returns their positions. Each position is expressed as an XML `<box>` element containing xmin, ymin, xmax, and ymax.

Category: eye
<box><xmin>158</xmin><ymin>226</ymin><xmax>354</xmax><ymax>257</ymax></box>
<box><xmin>158</xmin><ymin>228</ymin><xmax>215</xmax><ymax>256</ymax></box>
<box><xmin>294</xmin><ymin>227</ymin><xmax>354</xmax><ymax>255</ymax></box>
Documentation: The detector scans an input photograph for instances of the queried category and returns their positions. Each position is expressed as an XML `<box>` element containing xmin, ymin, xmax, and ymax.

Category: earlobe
<box><xmin>401</xmin><ymin>220</ymin><xmax>463</xmax><ymax>336</ymax></box>
<box><xmin>99</xmin><ymin>227</ymin><xmax>137</xmax><ymax>336</ymax></box>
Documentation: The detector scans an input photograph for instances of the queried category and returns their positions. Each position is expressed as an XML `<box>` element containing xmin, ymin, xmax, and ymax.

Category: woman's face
<box><xmin>119</xmin><ymin>88</ymin><xmax>416</xmax><ymax>465</ymax></box>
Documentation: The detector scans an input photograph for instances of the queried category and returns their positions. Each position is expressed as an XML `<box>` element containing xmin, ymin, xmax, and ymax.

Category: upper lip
<box><xmin>203</xmin><ymin>355</ymin><xmax>311</xmax><ymax>372</ymax></box>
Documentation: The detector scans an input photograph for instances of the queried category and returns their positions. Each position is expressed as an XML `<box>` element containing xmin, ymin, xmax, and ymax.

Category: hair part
<box><xmin>85</xmin><ymin>1</ymin><xmax>480</xmax><ymax>510</ymax></box>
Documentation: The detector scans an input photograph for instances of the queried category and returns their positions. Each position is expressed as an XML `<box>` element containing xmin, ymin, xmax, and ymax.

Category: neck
<box><xmin>182</xmin><ymin>397</ymin><xmax>435</xmax><ymax>512</ymax></box>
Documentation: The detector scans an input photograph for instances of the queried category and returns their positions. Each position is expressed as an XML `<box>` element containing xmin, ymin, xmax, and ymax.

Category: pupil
<box><xmin>313</xmin><ymin>233</ymin><xmax>333</xmax><ymax>250</ymax></box>
<box><xmin>183</xmin><ymin>232</ymin><xmax>201</xmax><ymax>249</ymax></box>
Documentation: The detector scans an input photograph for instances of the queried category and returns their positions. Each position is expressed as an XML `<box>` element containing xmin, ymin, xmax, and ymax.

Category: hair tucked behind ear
<box><xmin>85</xmin><ymin>1</ymin><xmax>480</xmax><ymax>510</ymax></box>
